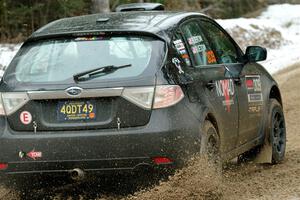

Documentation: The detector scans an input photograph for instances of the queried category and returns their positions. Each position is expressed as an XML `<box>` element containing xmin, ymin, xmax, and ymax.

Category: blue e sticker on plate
<box><xmin>57</xmin><ymin>100</ymin><xmax>96</xmax><ymax>121</ymax></box>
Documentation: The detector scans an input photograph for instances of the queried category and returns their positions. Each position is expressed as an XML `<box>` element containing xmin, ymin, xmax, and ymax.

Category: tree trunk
<box><xmin>92</xmin><ymin>0</ymin><xmax>110</xmax><ymax>13</ymax></box>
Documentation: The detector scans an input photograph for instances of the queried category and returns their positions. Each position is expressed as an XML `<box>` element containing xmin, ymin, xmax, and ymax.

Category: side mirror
<box><xmin>245</xmin><ymin>46</ymin><xmax>267</xmax><ymax>62</ymax></box>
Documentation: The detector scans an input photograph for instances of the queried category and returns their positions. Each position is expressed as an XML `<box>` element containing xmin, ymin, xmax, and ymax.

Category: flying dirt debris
<box><xmin>125</xmin><ymin>156</ymin><xmax>224</xmax><ymax>200</ymax></box>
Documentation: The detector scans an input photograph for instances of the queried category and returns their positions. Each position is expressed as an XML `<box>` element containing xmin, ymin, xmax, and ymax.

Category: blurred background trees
<box><xmin>0</xmin><ymin>0</ymin><xmax>89</xmax><ymax>42</ymax></box>
<box><xmin>0</xmin><ymin>0</ymin><xmax>298</xmax><ymax>42</ymax></box>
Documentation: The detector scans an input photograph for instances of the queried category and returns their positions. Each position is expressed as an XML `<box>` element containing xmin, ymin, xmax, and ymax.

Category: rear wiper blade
<box><xmin>73</xmin><ymin>64</ymin><xmax>131</xmax><ymax>82</ymax></box>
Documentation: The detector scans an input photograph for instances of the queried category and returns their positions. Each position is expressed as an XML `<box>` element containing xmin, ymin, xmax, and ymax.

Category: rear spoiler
<box><xmin>115</xmin><ymin>3</ymin><xmax>164</xmax><ymax>12</ymax></box>
<box><xmin>26</xmin><ymin>30</ymin><xmax>167</xmax><ymax>45</ymax></box>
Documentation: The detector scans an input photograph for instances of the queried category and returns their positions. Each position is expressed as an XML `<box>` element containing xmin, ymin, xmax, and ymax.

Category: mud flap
<box><xmin>254</xmin><ymin>130</ymin><xmax>272</xmax><ymax>163</ymax></box>
<box><xmin>253</xmin><ymin>143</ymin><xmax>272</xmax><ymax>163</ymax></box>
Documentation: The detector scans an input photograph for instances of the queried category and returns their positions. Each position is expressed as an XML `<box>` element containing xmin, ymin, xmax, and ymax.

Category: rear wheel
<box><xmin>200</xmin><ymin>120</ymin><xmax>220</xmax><ymax>163</ymax></box>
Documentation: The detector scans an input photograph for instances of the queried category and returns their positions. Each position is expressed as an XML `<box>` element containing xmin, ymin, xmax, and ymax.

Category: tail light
<box><xmin>122</xmin><ymin>87</ymin><xmax>155</xmax><ymax>109</ymax></box>
<box><xmin>153</xmin><ymin>85</ymin><xmax>184</xmax><ymax>109</ymax></box>
<box><xmin>0</xmin><ymin>92</ymin><xmax>30</xmax><ymax>116</ymax></box>
<box><xmin>122</xmin><ymin>85</ymin><xmax>184</xmax><ymax>110</ymax></box>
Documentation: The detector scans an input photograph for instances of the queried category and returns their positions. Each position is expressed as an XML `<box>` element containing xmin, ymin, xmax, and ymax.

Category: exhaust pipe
<box><xmin>70</xmin><ymin>168</ymin><xmax>85</xmax><ymax>180</ymax></box>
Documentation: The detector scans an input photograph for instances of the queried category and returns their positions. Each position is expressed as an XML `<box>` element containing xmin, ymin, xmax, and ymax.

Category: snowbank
<box><xmin>1</xmin><ymin>4</ymin><xmax>300</xmax><ymax>75</ymax></box>
<box><xmin>218</xmin><ymin>4</ymin><xmax>300</xmax><ymax>74</ymax></box>
<box><xmin>0</xmin><ymin>44</ymin><xmax>21</xmax><ymax>69</ymax></box>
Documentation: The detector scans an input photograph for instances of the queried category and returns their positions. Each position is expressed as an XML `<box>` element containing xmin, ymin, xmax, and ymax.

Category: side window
<box><xmin>171</xmin><ymin>33</ymin><xmax>192</xmax><ymax>67</ymax></box>
<box><xmin>200</xmin><ymin>21</ymin><xmax>240</xmax><ymax>64</ymax></box>
<box><xmin>181</xmin><ymin>20</ymin><xmax>217</xmax><ymax>67</ymax></box>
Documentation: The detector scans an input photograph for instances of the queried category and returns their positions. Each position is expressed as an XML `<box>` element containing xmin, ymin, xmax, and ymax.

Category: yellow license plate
<box><xmin>57</xmin><ymin>100</ymin><xmax>96</xmax><ymax>121</ymax></box>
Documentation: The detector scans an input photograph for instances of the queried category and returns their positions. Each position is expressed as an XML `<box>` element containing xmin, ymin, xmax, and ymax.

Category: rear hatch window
<box><xmin>4</xmin><ymin>35</ymin><xmax>165</xmax><ymax>84</ymax></box>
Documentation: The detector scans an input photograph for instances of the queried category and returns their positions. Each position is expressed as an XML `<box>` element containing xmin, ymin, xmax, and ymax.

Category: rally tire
<box><xmin>268</xmin><ymin>99</ymin><xmax>286</xmax><ymax>164</ymax></box>
<box><xmin>200</xmin><ymin>120</ymin><xmax>220</xmax><ymax>163</ymax></box>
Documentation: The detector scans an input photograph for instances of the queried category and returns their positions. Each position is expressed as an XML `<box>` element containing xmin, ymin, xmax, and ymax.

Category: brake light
<box><xmin>0</xmin><ymin>92</ymin><xmax>30</xmax><ymax>116</ymax></box>
<box><xmin>0</xmin><ymin>163</ymin><xmax>8</xmax><ymax>170</ymax></box>
<box><xmin>122</xmin><ymin>85</ymin><xmax>184</xmax><ymax>110</ymax></box>
<box><xmin>152</xmin><ymin>157</ymin><xmax>173</xmax><ymax>165</ymax></box>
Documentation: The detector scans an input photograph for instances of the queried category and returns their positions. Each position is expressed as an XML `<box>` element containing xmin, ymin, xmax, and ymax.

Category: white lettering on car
<box><xmin>215</xmin><ymin>79</ymin><xmax>235</xmax><ymax>112</ymax></box>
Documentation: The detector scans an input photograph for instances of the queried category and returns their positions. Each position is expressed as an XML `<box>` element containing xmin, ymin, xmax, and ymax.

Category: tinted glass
<box><xmin>200</xmin><ymin>21</ymin><xmax>239</xmax><ymax>64</ymax></box>
<box><xmin>181</xmin><ymin>21</ymin><xmax>217</xmax><ymax>67</ymax></box>
<box><xmin>5</xmin><ymin>36</ymin><xmax>164</xmax><ymax>83</ymax></box>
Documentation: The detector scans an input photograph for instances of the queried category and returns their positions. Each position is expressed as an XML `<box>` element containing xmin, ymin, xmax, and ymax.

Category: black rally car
<box><xmin>0</xmin><ymin>3</ymin><xmax>286</xmax><ymax>178</ymax></box>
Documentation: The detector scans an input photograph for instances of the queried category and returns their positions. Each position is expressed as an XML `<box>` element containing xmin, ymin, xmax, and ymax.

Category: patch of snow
<box><xmin>218</xmin><ymin>3</ymin><xmax>300</xmax><ymax>74</ymax></box>
<box><xmin>0</xmin><ymin>44</ymin><xmax>21</xmax><ymax>69</ymax></box>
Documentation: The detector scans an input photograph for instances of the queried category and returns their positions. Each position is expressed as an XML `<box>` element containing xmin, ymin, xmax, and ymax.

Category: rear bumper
<box><xmin>0</xmin><ymin>103</ymin><xmax>201</xmax><ymax>175</ymax></box>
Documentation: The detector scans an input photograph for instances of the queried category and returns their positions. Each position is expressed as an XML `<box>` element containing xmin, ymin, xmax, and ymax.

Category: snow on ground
<box><xmin>218</xmin><ymin>3</ymin><xmax>300</xmax><ymax>74</ymax></box>
<box><xmin>0</xmin><ymin>44</ymin><xmax>21</xmax><ymax>67</ymax></box>
<box><xmin>0</xmin><ymin>4</ymin><xmax>300</xmax><ymax>75</ymax></box>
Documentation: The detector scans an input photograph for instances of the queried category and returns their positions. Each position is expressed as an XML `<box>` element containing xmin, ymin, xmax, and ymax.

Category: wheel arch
<box><xmin>205</xmin><ymin>113</ymin><xmax>219</xmax><ymax>135</ymax></box>
<box><xmin>201</xmin><ymin>108</ymin><xmax>225</xmax><ymax>155</ymax></box>
<box><xmin>269</xmin><ymin>85</ymin><xmax>282</xmax><ymax>105</ymax></box>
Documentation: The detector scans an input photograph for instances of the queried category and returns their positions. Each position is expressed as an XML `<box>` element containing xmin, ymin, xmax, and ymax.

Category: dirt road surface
<box><xmin>0</xmin><ymin>64</ymin><xmax>300</xmax><ymax>200</ymax></box>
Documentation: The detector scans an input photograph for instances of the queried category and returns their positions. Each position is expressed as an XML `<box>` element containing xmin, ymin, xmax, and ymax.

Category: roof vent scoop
<box><xmin>115</xmin><ymin>3</ymin><xmax>165</xmax><ymax>12</ymax></box>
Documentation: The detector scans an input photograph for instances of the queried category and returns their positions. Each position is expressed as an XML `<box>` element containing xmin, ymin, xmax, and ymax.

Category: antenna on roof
<box><xmin>115</xmin><ymin>3</ymin><xmax>165</xmax><ymax>12</ymax></box>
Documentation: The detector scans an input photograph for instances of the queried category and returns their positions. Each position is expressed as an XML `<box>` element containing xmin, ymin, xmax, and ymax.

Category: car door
<box><xmin>178</xmin><ymin>19</ymin><xmax>239</xmax><ymax>153</ymax></box>
<box><xmin>199</xmin><ymin>19</ymin><xmax>263</xmax><ymax>146</ymax></box>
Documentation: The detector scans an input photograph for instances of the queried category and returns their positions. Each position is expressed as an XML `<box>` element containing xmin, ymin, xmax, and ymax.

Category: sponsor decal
<box><xmin>215</xmin><ymin>79</ymin><xmax>235</xmax><ymax>112</ymax></box>
<box><xmin>89</xmin><ymin>112</ymin><xmax>95</xmax><ymax>119</ymax></box>
<box><xmin>188</xmin><ymin>35</ymin><xmax>203</xmax><ymax>45</ymax></box>
<box><xmin>173</xmin><ymin>39</ymin><xmax>183</xmax><ymax>45</ymax></box>
<box><xmin>206</xmin><ymin>50</ymin><xmax>217</xmax><ymax>64</ymax></box>
<box><xmin>246</xmin><ymin>79</ymin><xmax>254</xmax><ymax>88</ymax></box>
<box><xmin>18</xmin><ymin>151</ymin><xmax>26</xmax><ymax>159</ymax></box>
<box><xmin>19</xmin><ymin>150</ymin><xmax>42</xmax><ymax>160</ymax></box>
<box><xmin>172</xmin><ymin>58</ymin><xmax>184</xmax><ymax>74</ymax></box>
<box><xmin>181</xmin><ymin>54</ymin><xmax>189</xmax><ymax>59</ymax></box>
<box><xmin>191</xmin><ymin>44</ymin><xmax>206</xmax><ymax>54</ymax></box>
<box><xmin>245</xmin><ymin>75</ymin><xmax>263</xmax><ymax>113</ymax></box>
<box><xmin>173</xmin><ymin>39</ymin><xmax>185</xmax><ymax>50</ymax></box>
<box><xmin>248</xmin><ymin>93</ymin><xmax>263</xmax><ymax>102</ymax></box>
<box><xmin>26</xmin><ymin>149</ymin><xmax>42</xmax><ymax>160</ymax></box>
<box><xmin>175</xmin><ymin>43</ymin><xmax>185</xmax><ymax>51</ymax></box>
<box><xmin>248</xmin><ymin>105</ymin><xmax>262</xmax><ymax>113</ymax></box>
<box><xmin>184</xmin><ymin>58</ymin><xmax>191</xmax><ymax>66</ymax></box>
<box><xmin>20</xmin><ymin>111</ymin><xmax>32</xmax><ymax>125</ymax></box>
<box><xmin>179</xmin><ymin>49</ymin><xmax>187</xmax><ymax>55</ymax></box>
<box><xmin>173</xmin><ymin>39</ymin><xmax>191</xmax><ymax>66</ymax></box>
<box><xmin>245</xmin><ymin>75</ymin><xmax>261</xmax><ymax>92</ymax></box>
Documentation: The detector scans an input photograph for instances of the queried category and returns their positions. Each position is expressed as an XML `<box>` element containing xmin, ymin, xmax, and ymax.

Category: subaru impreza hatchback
<box><xmin>0</xmin><ymin>3</ymin><xmax>286</xmax><ymax>178</ymax></box>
